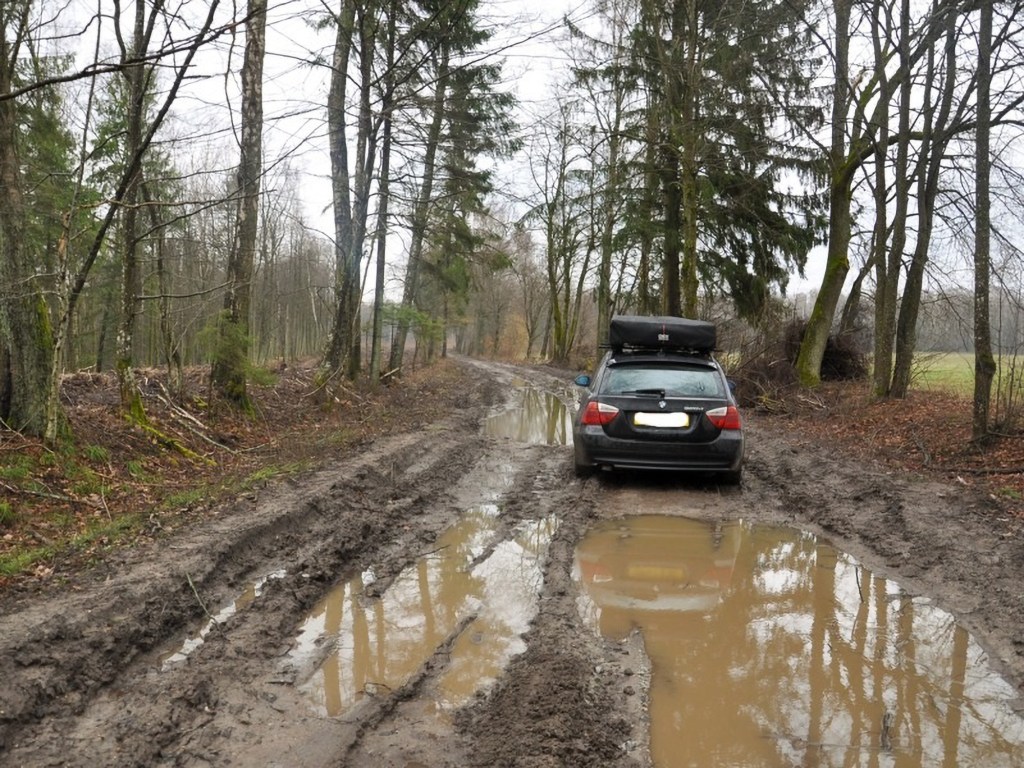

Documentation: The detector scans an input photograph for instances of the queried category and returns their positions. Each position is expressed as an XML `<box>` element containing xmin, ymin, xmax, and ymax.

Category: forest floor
<box><xmin>1</xmin><ymin>357</ymin><xmax>1023</xmax><ymax>766</ymax></box>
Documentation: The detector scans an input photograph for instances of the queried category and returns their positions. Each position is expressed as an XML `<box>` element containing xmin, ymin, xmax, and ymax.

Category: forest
<box><xmin>2</xmin><ymin>0</ymin><xmax>1023</xmax><ymax>444</ymax></box>
<box><xmin>4</xmin><ymin>4</ymin><xmax>1024</xmax><ymax>760</ymax></box>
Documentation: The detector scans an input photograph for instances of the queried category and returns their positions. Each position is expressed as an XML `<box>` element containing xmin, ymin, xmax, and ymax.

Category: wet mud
<box><xmin>1</xmin><ymin>358</ymin><xmax>1023</xmax><ymax>767</ymax></box>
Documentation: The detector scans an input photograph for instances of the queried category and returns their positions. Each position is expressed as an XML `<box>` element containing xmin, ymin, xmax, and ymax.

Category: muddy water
<box><xmin>160</xmin><ymin>569</ymin><xmax>286</xmax><ymax>668</ymax></box>
<box><xmin>287</xmin><ymin>505</ymin><xmax>558</xmax><ymax>717</ymax></box>
<box><xmin>575</xmin><ymin>516</ymin><xmax>1024</xmax><ymax>767</ymax></box>
<box><xmin>484</xmin><ymin>387</ymin><xmax>573</xmax><ymax>445</ymax></box>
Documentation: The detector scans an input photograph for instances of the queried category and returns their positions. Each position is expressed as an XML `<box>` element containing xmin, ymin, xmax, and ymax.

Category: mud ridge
<box><xmin>454</xmin><ymin>454</ymin><xmax>641</xmax><ymax>768</ymax></box>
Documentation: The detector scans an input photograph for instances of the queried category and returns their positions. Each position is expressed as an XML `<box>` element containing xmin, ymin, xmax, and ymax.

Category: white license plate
<box><xmin>634</xmin><ymin>412</ymin><xmax>689</xmax><ymax>428</ymax></box>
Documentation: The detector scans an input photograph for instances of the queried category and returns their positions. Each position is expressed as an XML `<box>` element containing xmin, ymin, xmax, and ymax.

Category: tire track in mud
<box><xmin>450</xmin><ymin>453</ymin><xmax>643</xmax><ymax>768</ymax></box>
<box><xmin>0</xmin><ymin>361</ymin><xmax>611</xmax><ymax>767</ymax></box>
<box><xmin>0</xmin><ymin>373</ymin><xmax>502</xmax><ymax>765</ymax></box>
<box><xmin>344</xmin><ymin>442</ymin><xmax>581</xmax><ymax>766</ymax></box>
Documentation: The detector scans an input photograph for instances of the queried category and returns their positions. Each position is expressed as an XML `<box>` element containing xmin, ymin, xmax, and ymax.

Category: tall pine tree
<box><xmin>628</xmin><ymin>0</ymin><xmax>826</xmax><ymax>321</ymax></box>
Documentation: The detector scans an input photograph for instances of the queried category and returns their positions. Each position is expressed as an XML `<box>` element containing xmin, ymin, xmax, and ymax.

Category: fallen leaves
<box><xmin>0</xmin><ymin>360</ymin><xmax>471</xmax><ymax>588</ymax></box>
<box><xmin>776</xmin><ymin>382</ymin><xmax>1024</xmax><ymax>519</ymax></box>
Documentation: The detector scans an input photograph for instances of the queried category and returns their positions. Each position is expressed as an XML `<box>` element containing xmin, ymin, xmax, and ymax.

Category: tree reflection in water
<box><xmin>575</xmin><ymin>516</ymin><xmax>1024</xmax><ymax>767</ymax></box>
<box><xmin>288</xmin><ymin>506</ymin><xmax>558</xmax><ymax>718</ymax></box>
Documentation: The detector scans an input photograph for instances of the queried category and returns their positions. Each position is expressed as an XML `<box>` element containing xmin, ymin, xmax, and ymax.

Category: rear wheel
<box><xmin>573</xmin><ymin>449</ymin><xmax>594</xmax><ymax>478</ymax></box>
<box><xmin>720</xmin><ymin>468</ymin><xmax>742</xmax><ymax>486</ymax></box>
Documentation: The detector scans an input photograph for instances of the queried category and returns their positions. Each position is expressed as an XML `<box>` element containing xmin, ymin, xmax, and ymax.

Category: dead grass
<box><xmin>0</xmin><ymin>359</ymin><xmax>470</xmax><ymax>587</ymax></box>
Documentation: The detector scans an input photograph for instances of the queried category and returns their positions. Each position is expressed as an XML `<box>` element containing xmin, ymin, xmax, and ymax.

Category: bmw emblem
<box><xmin>658</xmin><ymin>400</ymin><xmax>667</xmax><ymax>410</ymax></box>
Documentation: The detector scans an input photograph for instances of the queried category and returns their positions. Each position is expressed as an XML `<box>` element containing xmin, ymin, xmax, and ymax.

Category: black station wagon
<box><xmin>571</xmin><ymin>316</ymin><xmax>744</xmax><ymax>483</ymax></box>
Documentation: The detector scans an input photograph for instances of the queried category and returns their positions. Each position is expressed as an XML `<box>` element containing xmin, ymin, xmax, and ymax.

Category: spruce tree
<box><xmin>625</xmin><ymin>0</ymin><xmax>826</xmax><ymax>321</ymax></box>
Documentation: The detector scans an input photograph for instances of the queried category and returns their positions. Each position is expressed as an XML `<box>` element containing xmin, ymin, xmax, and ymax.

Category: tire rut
<box><xmin>1</xmin><ymin>379</ymin><xmax>499</xmax><ymax>765</ymax></box>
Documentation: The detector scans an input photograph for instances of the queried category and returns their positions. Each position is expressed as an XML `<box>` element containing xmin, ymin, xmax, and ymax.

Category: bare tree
<box><xmin>974</xmin><ymin>0</ymin><xmax>995</xmax><ymax>439</ymax></box>
<box><xmin>890</xmin><ymin>4</ymin><xmax>963</xmax><ymax>398</ymax></box>
<box><xmin>114</xmin><ymin>0</ymin><xmax>152</xmax><ymax>421</ymax></box>
<box><xmin>509</xmin><ymin>227</ymin><xmax>548</xmax><ymax>360</ymax></box>
<box><xmin>324</xmin><ymin>0</ymin><xmax>380</xmax><ymax>382</ymax></box>
<box><xmin>795</xmin><ymin>0</ymin><xmax>855</xmax><ymax>387</ymax></box>
<box><xmin>527</xmin><ymin>100</ymin><xmax>593</xmax><ymax>363</ymax></box>
<box><xmin>796</xmin><ymin>0</ymin><xmax>959</xmax><ymax>387</ymax></box>
<box><xmin>569</xmin><ymin>0</ymin><xmax>635</xmax><ymax>347</ymax></box>
<box><xmin>869</xmin><ymin>0</ymin><xmax>901</xmax><ymax>398</ymax></box>
<box><xmin>211</xmin><ymin>0</ymin><xmax>267</xmax><ymax>410</ymax></box>
<box><xmin>368</xmin><ymin>0</ymin><xmax>397</xmax><ymax>385</ymax></box>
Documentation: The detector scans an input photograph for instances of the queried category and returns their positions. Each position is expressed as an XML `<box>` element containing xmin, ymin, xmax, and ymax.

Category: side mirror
<box><xmin>727</xmin><ymin>378</ymin><xmax>737</xmax><ymax>395</ymax></box>
<box><xmin>574</xmin><ymin>374</ymin><xmax>591</xmax><ymax>388</ymax></box>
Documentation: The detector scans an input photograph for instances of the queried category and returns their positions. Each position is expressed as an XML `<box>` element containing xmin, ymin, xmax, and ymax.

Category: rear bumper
<box><xmin>574</xmin><ymin>426</ymin><xmax>744</xmax><ymax>473</ymax></box>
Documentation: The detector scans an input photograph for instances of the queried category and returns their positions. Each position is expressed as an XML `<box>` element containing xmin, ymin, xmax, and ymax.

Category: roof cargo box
<box><xmin>608</xmin><ymin>315</ymin><xmax>716</xmax><ymax>353</ymax></box>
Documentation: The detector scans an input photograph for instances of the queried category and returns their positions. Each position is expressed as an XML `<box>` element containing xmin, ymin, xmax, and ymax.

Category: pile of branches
<box><xmin>731</xmin><ymin>320</ymin><xmax>868</xmax><ymax>413</ymax></box>
<box><xmin>783</xmin><ymin>321</ymin><xmax>869</xmax><ymax>381</ymax></box>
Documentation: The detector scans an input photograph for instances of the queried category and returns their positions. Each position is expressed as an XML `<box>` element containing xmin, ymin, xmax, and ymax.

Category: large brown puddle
<box><xmin>286</xmin><ymin>505</ymin><xmax>558</xmax><ymax>717</ymax></box>
<box><xmin>484</xmin><ymin>387</ymin><xmax>572</xmax><ymax>445</ymax></box>
<box><xmin>575</xmin><ymin>516</ymin><xmax>1024</xmax><ymax>767</ymax></box>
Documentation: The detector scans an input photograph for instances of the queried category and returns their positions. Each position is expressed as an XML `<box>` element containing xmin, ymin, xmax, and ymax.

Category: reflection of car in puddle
<box><xmin>574</xmin><ymin>516</ymin><xmax>740</xmax><ymax>638</ymax></box>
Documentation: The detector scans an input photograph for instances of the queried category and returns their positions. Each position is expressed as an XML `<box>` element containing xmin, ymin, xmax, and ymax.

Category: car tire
<box><xmin>573</xmin><ymin>458</ymin><xmax>594</xmax><ymax>479</ymax></box>
<box><xmin>720</xmin><ymin>468</ymin><xmax>742</xmax><ymax>486</ymax></box>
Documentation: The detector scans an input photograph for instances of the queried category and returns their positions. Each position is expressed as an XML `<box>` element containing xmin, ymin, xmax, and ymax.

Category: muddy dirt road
<box><xmin>2</xmin><ymin>359</ymin><xmax>1023</xmax><ymax>767</ymax></box>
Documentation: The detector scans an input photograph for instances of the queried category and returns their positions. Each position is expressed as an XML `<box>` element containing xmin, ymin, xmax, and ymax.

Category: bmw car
<box><xmin>571</xmin><ymin>316</ymin><xmax>744</xmax><ymax>483</ymax></box>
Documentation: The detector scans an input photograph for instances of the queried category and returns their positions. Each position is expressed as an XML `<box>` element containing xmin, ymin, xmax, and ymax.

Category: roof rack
<box><xmin>607</xmin><ymin>315</ymin><xmax>716</xmax><ymax>355</ymax></box>
<box><xmin>604</xmin><ymin>344</ymin><xmax>715</xmax><ymax>359</ymax></box>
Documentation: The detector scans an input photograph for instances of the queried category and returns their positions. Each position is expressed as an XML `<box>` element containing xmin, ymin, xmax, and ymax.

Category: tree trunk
<box><xmin>212</xmin><ymin>0</ymin><xmax>266</xmax><ymax>409</ymax></box>
<box><xmin>679</xmin><ymin>0</ymin><xmax>699</xmax><ymax>318</ymax></box>
<box><xmin>873</xmin><ymin>0</ymin><xmax>912</xmax><ymax>398</ymax></box>
<box><xmin>542</xmin><ymin>116</ymin><xmax>583</xmax><ymax>365</ymax></box>
<box><xmin>638</xmin><ymin>100</ymin><xmax>658</xmax><ymax>315</ymax></box>
<box><xmin>868</xmin><ymin>4</ymin><xmax>893</xmax><ymax>396</ymax></box>
<box><xmin>389</xmin><ymin>46</ymin><xmax>450</xmax><ymax>372</ymax></box>
<box><xmin>660</xmin><ymin>142</ymin><xmax>683</xmax><ymax>317</ymax></box>
<box><xmin>369</xmin><ymin>2</ymin><xmax>396</xmax><ymax>386</ymax></box>
<box><xmin>591</xmin><ymin>0</ymin><xmax>630</xmax><ymax>349</ymax></box>
<box><xmin>141</xmin><ymin>179</ymin><xmax>184</xmax><ymax>397</ymax></box>
<box><xmin>323</xmin><ymin>0</ymin><xmax>356</xmax><ymax>375</ymax></box>
<box><xmin>115</xmin><ymin>0</ymin><xmax>148</xmax><ymax>422</ymax></box>
<box><xmin>658</xmin><ymin>0</ymin><xmax>686</xmax><ymax>318</ymax></box>
<box><xmin>868</xmin><ymin>1</ymin><xmax>892</xmax><ymax>397</ymax></box>
<box><xmin>321</xmin><ymin>1</ymin><xmax>380</xmax><ymax>381</ymax></box>
<box><xmin>795</xmin><ymin>0</ymin><xmax>852</xmax><ymax>387</ymax></box>
<box><xmin>343</xmin><ymin>4</ymin><xmax>379</xmax><ymax>379</ymax></box>
<box><xmin>838</xmin><ymin>252</ymin><xmax>874</xmax><ymax>339</ymax></box>
<box><xmin>596</xmin><ymin>100</ymin><xmax>622</xmax><ymax>349</ymax></box>
<box><xmin>0</xmin><ymin>1</ymin><xmax>56</xmax><ymax>438</ymax></box>
<box><xmin>892</xmin><ymin>5</ymin><xmax>956</xmax><ymax>398</ymax></box>
<box><xmin>973</xmin><ymin>0</ymin><xmax>995</xmax><ymax>439</ymax></box>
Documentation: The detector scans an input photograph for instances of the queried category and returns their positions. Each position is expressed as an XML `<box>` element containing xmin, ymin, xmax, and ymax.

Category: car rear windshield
<box><xmin>603</xmin><ymin>364</ymin><xmax>725</xmax><ymax>397</ymax></box>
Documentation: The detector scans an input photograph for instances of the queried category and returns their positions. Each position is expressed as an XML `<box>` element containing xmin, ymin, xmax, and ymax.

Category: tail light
<box><xmin>706</xmin><ymin>405</ymin><xmax>741</xmax><ymax>430</ymax></box>
<box><xmin>581</xmin><ymin>401</ymin><xmax>619</xmax><ymax>426</ymax></box>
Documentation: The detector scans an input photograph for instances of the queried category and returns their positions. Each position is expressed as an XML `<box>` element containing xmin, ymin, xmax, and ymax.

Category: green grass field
<box><xmin>912</xmin><ymin>352</ymin><xmax>1024</xmax><ymax>395</ymax></box>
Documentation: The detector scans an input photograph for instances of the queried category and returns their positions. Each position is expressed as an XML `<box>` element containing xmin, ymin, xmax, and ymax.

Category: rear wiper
<box><xmin>624</xmin><ymin>388</ymin><xmax>666</xmax><ymax>397</ymax></box>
